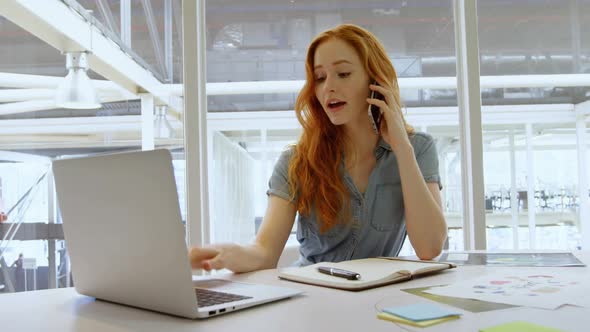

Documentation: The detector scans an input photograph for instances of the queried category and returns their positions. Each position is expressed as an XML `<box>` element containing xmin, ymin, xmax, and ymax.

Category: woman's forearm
<box><xmin>211</xmin><ymin>242</ymin><xmax>277</xmax><ymax>273</ymax></box>
<box><xmin>395</xmin><ymin>144</ymin><xmax>447</xmax><ymax>259</ymax></box>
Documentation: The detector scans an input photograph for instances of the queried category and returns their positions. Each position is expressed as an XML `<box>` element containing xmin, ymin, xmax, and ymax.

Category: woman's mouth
<box><xmin>327</xmin><ymin>101</ymin><xmax>347</xmax><ymax>112</ymax></box>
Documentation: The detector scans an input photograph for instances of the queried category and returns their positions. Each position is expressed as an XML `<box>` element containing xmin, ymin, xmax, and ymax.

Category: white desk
<box><xmin>1</xmin><ymin>252</ymin><xmax>589</xmax><ymax>332</ymax></box>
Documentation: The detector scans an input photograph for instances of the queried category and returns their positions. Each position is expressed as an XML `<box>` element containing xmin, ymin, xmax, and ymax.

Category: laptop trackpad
<box><xmin>193</xmin><ymin>278</ymin><xmax>264</xmax><ymax>297</ymax></box>
<box><xmin>193</xmin><ymin>279</ymin><xmax>237</xmax><ymax>290</ymax></box>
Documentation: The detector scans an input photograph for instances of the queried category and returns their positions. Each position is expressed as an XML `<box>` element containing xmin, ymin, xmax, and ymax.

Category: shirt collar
<box><xmin>376</xmin><ymin>137</ymin><xmax>392</xmax><ymax>152</ymax></box>
<box><xmin>341</xmin><ymin>137</ymin><xmax>392</xmax><ymax>163</ymax></box>
<box><xmin>374</xmin><ymin>137</ymin><xmax>392</xmax><ymax>159</ymax></box>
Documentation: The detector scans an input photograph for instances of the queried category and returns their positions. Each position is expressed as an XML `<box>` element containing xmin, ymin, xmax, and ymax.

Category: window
<box><xmin>205</xmin><ymin>0</ymin><xmax>464</xmax><ymax>254</ymax></box>
<box><xmin>478</xmin><ymin>0</ymin><xmax>590</xmax><ymax>250</ymax></box>
<box><xmin>0</xmin><ymin>0</ymin><xmax>185</xmax><ymax>293</ymax></box>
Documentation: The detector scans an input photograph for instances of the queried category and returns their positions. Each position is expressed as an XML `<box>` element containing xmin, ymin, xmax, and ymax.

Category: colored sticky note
<box><xmin>377</xmin><ymin>312</ymin><xmax>460</xmax><ymax>327</ymax></box>
<box><xmin>382</xmin><ymin>303</ymin><xmax>462</xmax><ymax>322</ymax></box>
<box><xmin>479</xmin><ymin>321</ymin><xmax>564</xmax><ymax>332</ymax></box>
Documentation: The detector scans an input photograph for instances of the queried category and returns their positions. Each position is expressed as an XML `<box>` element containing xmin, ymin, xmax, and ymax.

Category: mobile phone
<box><xmin>368</xmin><ymin>82</ymin><xmax>385</xmax><ymax>134</ymax></box>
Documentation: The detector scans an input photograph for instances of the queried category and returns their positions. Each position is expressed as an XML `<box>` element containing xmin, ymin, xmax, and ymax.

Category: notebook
<box><xmin>278</xmin><ymin>257</ymin><xmax>455</xmax><ymax>291</ymax></box>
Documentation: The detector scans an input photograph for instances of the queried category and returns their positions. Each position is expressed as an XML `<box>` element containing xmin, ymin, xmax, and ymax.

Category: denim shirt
<box><xmin>266</xmin><ymin>132</ymin><xmax>441</xmax><ymax>266</ymax></box>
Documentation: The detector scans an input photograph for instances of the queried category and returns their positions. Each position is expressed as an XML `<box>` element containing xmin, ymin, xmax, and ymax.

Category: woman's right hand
<box><xmin>189</xmin><ymin>244</ymin><xmax>248</xmax><ymax>272</ymax></box>
<box><xmin>189</xmin><ymin>246</ymin><xmax>222</xmax><ymax>271</ymax></box>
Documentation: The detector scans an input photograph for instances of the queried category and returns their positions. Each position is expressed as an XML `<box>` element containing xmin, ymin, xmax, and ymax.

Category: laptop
<box><xmin>52</xmin><ymin>149</ymin><xmax>302</xmax><ymax>319</ymax></box>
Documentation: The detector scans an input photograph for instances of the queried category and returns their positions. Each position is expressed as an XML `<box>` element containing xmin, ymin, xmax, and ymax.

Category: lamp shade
<box><xmin>55</xmin><ymin>52</ymin><xmax>101</xmax><ymax>109</ymax></box>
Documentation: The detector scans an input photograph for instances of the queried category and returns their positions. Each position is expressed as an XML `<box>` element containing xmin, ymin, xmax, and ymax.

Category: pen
<box><xmin>317</xmin><ymin>266</ymin><xmax>361</xmax><ymax>280</ymax></box>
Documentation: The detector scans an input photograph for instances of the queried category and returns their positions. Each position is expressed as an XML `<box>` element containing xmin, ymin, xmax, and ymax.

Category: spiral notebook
<box><xmin>278</xmin><ymin>257</ymin><xmax>456</xmax><ymax>291</ymax></box>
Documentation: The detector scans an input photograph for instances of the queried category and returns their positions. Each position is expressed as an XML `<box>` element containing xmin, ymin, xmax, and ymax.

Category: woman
<box><xmin>190</xmin><ymin>24</ymin><xmax>447</xmax><ymax>272</ymax></box>
<box><xmin>12</xmin><ymin>253</ymin><xmax>24</xmax><ymax>291</ymax></box>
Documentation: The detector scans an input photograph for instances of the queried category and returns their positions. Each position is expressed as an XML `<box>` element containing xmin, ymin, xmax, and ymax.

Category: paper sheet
<box><xmin>479</xmin><ymin>321</ymin><xmax>564</xmax><ymax>332</ymax></box>
<box><xmin>377</xmin><ymin>312</ymin><xmax>460</xmax><ymax>327</ymax></box>
<box><xmin>424</xmin><ymin>271</ymin><xmax>589</xmax><ymax>309</ymax></box>
<box><xmin>402</xmin><ymin>285</ymin><xmax>518</xmax><ymax>313</ymax></box>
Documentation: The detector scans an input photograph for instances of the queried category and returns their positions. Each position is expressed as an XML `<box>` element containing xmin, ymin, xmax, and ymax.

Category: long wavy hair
<box><xmin>287</xmin><ymin>24</ymin><xmax>414</xmax><ymax>233</ymax></box>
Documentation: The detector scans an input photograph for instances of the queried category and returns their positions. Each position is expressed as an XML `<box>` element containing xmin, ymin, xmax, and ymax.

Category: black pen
<box><xmin>317</xmin><ymin>266</ymin><xmax>361</xmax><ymax>280</ymax></box>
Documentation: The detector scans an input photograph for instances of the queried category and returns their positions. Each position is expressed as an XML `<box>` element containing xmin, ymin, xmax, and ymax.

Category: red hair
<box><xmin>288</xmin><ymin>24</ymin><xmax>414</xmax><ymax>233</ymax></box>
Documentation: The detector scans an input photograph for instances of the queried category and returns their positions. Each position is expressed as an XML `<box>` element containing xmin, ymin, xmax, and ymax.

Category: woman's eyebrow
<box><xmin>314</xmin><ymin>59</ymin><xmax>353</xmax><ymax>70</ymax></box>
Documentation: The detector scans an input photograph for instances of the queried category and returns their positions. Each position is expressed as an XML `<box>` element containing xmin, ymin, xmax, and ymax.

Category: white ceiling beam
<box><xmin>479</xmin><ymin>74</ymin><xmax>590</xmax><ymax>89</ymax></box>
<box><xmin>0</xmin><ymin>0</ymin><xmax>177</xmax><ymax>112</ymax></box>
<box><xmin>0</xmin><ymin>89</ymin><xmax>129</xmax><ymax>104</ymax></box>
<box><xmin>0</xmin><ymin>115</ymin><xmax>182</xmax><ymax>135</ymax></box>
<box><xmin>407</xmin><ymin>104</ymin><xmax>577</xmax><ymax>126</ymax></box>
<box><xmin>0</xmin><ymin>89</ymin><xmax>55</xmax><ymax>102</ymax></box>
<box><xmin>0</xmin><ymin>95</ymin><xmax>133</xmax><ymax>116</ymax></box>
<box><xmin>158</xmin><ymin>74</ymin><xmax>590</xmax><ymax>96</ymax></box>
<box><xmin>0</xmin><ymin>103</ymin><xmax>575</xmax><ymax>136</ymax></box>
<box><xmin>0</xmin><ymin>71</ymin><xmax>582</xmax><ymax>122</ymax></box>
<box><xmin>0</xmin><ymin>72</ymin><xmax>133</xmax><ymax>94</ymax></box>
<box><xmin>13</xmin><ymin>72</ymin><xmax>587</xmax><ymax>97</ymax></box>
<box><xmin>0</xmin><ymin>138</ymin><xmax>183</xmax><ymax>150</ymax></box>
<box><xmin>0</xmin><ymin>115</ymin><xmax>142</xmax><ymax>135</ymax></box>
<box><xmin>207</xmin><ymin>110</ymin><xmax>300</xmax><ymax>131</ymax></box>
<box><xmin>0</xmin><ymin>100</ymin><xmax>56</xmax><ymax>116</ymax></box>
<box><xmin>0</xmin><ymin>73</ymin><xmax>182</xmax><ymax>117</ymax></box>
<box><xmin>205</xmin><ymin>104</ymin><xmax>577</xmax><ymax>131</ymax></box>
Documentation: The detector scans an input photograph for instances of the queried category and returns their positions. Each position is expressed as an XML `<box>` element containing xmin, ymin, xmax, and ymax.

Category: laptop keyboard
<box><xmin>195</xmin><ymin>288</ymin><xmax>253</xmax><ymax>308</ymax></box>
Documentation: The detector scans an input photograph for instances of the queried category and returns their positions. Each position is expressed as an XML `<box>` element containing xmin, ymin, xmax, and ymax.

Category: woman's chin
<box><xmin>328</xmin><ymin>116</ymin><xmax>346</xmax><ymax>126</ymax></box>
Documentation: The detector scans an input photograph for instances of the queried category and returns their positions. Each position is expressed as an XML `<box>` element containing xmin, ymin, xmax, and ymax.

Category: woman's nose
<box><xmin>323</xmin><ymin>75</ymin><xmax>336</xmax><ymax>92</ymax></box>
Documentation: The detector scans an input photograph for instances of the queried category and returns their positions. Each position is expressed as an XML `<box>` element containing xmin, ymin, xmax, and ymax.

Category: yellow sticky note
<box><xmin>479</xmin><ymin>321</ymin><xmax>564</xmax><ymax>332</ymax></box>
<box><xmin>377</xmin><ymin>312</ymin><xmax>460</xmax><ymax>327</ymax></box>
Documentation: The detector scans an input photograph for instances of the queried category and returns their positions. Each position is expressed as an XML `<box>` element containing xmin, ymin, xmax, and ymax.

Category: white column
<box><xmin>164</xmin><ymin>0</ymin><xmax>174</xmax><ymax>83</ymax></box>
<box><xmin>183</xmin><ymin>0</ymin><xmax>210</xmax><ymax>249</ymax></box>
<box><xmin>454</xmin><ymin>0</ymin><xmax>487</xmax><ymax>250</ymax></box>
<box><xmin>576</xmin><ymin>116</ymin><xmax>589</xmax><ymax>249</ymax></box>
<box><xmin>140</xmin><ymin>94</ymin><xmax>155</xmax><ymax>151</ymax></box>
<box><xmin>120</xmin><ymin>0</ymin><xmax>131</xmax><ymax>47</ymax></box>
<box><xmin>47</xmin><ymin>170</ymin><xmax>57</xmax><ymax>288</ymax></box>
<box><xmin>508</xmin><ymin>130</ymin><xmax>519</xmax><ymax>249</ymax></box>
<box><xmin>439</xmin><ymin>143</ymin><xmax>448</xmax><ymax>213</ymax></box>
<box><xmin>525</xmin><ymin>123</ymin><xmax>536</xmax><ymax>248</ymax></box>
<box><xmin>206</xmin><ymin>127</ymin><xmax>215</xmax><ymax>243</ymax></box>
<box><xmin>64</xmin><ymin>250</ymin><xmax>71</xmax><ymax>287</ymax></box>
<box><xmin>261</xmin><ymin>128</ymin><xmax>269</xmax><ymax>186</ymax></box>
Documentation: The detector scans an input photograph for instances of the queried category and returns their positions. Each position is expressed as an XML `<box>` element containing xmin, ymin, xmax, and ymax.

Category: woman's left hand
<box><xmin>366</xmin><ymin>83</ymin><xmax>411</xmax><ymax>152</ymax></box>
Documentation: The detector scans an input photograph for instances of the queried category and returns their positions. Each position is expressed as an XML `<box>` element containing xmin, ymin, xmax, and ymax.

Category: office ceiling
<box><xmin>0</xmin><ymin>0</ymin><xmax>589</xmax><ymax>157</ymax></box>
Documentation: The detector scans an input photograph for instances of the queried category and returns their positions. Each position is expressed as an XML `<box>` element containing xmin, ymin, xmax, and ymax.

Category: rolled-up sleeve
<box><xmin>266</xmin><ymin>147</ymin><xmax>296</xmax><ymax>202</ymax></box>
<box><xmin>412</xmin><ymin>133</ymin><xmax>442</xmax><ymax>190</ymax></box>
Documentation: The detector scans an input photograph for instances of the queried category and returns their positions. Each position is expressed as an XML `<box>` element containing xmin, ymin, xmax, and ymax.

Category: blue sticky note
<box><xmin>382</xmin><ymin>303</ymin><xmax>462</xmax><ymax>322</ymax></box>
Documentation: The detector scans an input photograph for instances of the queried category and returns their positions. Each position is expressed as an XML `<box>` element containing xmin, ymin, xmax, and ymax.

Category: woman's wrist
<box><xmin>391</xmin><ymin>138</ymin><xmax>413</xmax><ymax>158</ymax></box>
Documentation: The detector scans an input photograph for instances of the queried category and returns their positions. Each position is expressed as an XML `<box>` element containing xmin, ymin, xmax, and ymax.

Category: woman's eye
<box><xmin>338</xmin><ymin>72</ymin><xmax>351</xmax><ymax>78</ymax></box>
<box><xmin>315</xmin><ymin>76</ymin><xmax>326</xmax><ymax>82</ymax></box>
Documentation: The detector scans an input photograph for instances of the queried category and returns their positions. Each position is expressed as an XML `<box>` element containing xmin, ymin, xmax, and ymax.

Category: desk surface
<box><xmin>1</xmin><ymin>252</ymin><xmax>589</xmax><ymax>332</ymax></box>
